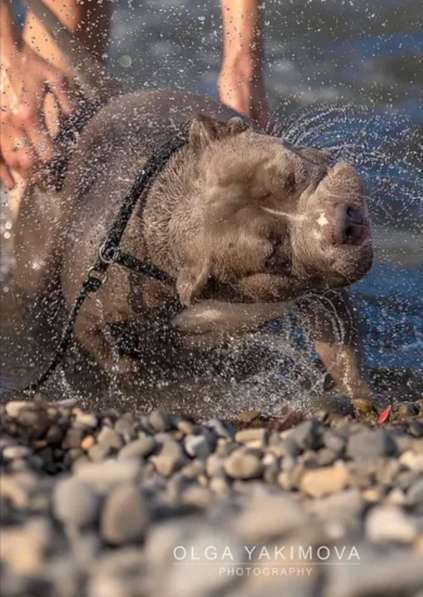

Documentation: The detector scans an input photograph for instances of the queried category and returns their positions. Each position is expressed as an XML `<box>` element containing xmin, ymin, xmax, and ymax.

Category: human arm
<box><xmin>0</xmin><ymin>0</ymin><xmax>111</xmax><ymax>188</ymax></box>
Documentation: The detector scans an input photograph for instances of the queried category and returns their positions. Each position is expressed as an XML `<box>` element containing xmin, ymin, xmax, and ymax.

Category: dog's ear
<box><xmin>189</xmin><ymin>115</ymin><xmax>248</xmax><ymax>151</ymax></box>
<box><xmin>176</xmin><ymin>260</ymin><xmax>210</xmax><ymax>306</ymax></box>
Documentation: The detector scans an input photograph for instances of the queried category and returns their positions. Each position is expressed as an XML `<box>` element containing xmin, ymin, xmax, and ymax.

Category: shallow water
<box><xmin>0</xmin><ymin>0</ymin><xmax>422</xmax><ymax>416</ymax></box>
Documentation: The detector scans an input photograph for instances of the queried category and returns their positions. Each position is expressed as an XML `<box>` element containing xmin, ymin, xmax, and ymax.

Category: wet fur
<box><xmin>14</xmin><ymin>90</ymin><xmax>373</xmax><ymax>402</ymax></box>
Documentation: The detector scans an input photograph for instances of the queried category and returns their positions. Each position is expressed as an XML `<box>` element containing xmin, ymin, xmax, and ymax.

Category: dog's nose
<box><xmin>334</xmin><ymin>205</ymin><xmax>366</xmax><ymax>245</ymax></box>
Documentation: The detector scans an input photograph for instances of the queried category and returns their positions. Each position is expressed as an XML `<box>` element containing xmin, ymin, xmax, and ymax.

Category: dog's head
<box><xmin>176</xmin><ymin>115</ymin><xmax>372</xmax><ymax>305</ymax></box>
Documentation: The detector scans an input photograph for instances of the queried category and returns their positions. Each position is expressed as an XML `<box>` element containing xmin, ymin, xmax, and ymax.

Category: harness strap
<box><xmin>24</xmin><ymin>122</ymin><xmax>191</xmax><ymax>393</ymax></box>
<box><xmin>113</xmin><ymin>250</ymin><xmax>172</xmax><ymax>283</ymax></box>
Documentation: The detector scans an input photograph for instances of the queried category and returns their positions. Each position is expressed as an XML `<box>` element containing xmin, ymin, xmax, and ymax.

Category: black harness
<box><xmin>24</xmin><ymin>123</ymin><xmax>190</xmax><ymax>393</ymax></box>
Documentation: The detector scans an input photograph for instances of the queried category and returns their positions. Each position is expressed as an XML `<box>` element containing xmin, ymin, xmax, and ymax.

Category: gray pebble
<box><xmin>347</xmin><ymin>428</ymin><xmax>397</xmax><ymax>461</ymax></box>
<box><xmin>181</xmin><ymin>485</ymin><xmax>212</xmax><ymax>508</ymax></box>
<box><xmin>307</xmin><ymin>489</ymin><xmax>364</xmax><ymax>526</ymax></box>
<box><xmin>206</xmin><ymin>418</ymin><xmax>235</xmax><ymax>439</ymax></box>
<box><xmin>287</xmin><ymin>420</ymin><xmax>320</xmax><ymax>451</ymax></box>
<box><xmin>180</xmin><ymin>460</ymin><xmax>205</xmax><ymax>479</ymax></box>
<box><xmin>326</xmin><ymin>551</ymin><xmax>423</xmax><ymax>597</ymax></box>
<box><xmin>184</xmin><ymin>435</ymin><xmax>211</xmax><ymax>460</ymax></box>
<box><xmin>63</xmin><ymin>428</ymin><xmax>84</xmax><ymax>450</ymax></box>
<box><xmin>96</xmin><ymin>427</ymin><xmax>123</xmax><ymax>451</ymax></box>
<box><xmin>114</xmin><ymin>417</ymin><xmax>136</xmax><ymax>440</ymax></box>
<box><xmin>18</xmin><ymin>408</ymin><xmax>49</xmax><ymax>436</ymax></box>
<box><xmin>235</xmin><ymin>493</ymin><xmax>304</xmax><ymax>541</ymax></box>
<box><xmin>149</xmin><ymin>410</ymin><xmax>174</xmax><ymax>432</ymax></box>
<box><xmin>118</xmin><ymin>435</ymin><xmax>156</xmax><ymax>459</ymax></box>
<box><xmin>316</xmin><ymin>447</ymin><xmax>338</xmax><ymax>466</ymax></box>
<box><xmin>322</xmin><ymin>429</ymin><xmax>346</xmax><ymax>453</ymax></box>
<box><xmin>76</xmin><ymin>460</ymin><xmax>140</xmax><ymax>491</ymax></box>
<box><xmin>53</xmin><ymin>477</ymin><xmax>100</xmax><ymax>528</ymax></box>
<box><xmin>101</xmin><ymin>483</ymin><xmax>148</xmax><ymax>545</ymax></box>
<box><xmin>407</xmin><ymin>478</ymin><xmax>423</xmax><ymax>506</ymax></box>
<box><xmin>408</xmin><ymin>420</ymin><xmax>423</xmax><ymax>438</ymax></box>
<box><xmin>88</xmin><ymin>443</ymin><xmax>113</xmax><ymax>462</ymax></box>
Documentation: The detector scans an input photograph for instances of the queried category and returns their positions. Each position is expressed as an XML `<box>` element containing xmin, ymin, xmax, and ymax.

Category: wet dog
<box><xmin>14</xmin><ymin>88</ymin><xmax>373</xmax><ymax>404</ymax></box>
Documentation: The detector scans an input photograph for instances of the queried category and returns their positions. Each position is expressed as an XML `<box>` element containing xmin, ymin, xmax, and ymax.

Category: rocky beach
<box><xmin>1</xmin><ymin>397</ymin><xmax>422</xmax><ymax>596</ymax></box>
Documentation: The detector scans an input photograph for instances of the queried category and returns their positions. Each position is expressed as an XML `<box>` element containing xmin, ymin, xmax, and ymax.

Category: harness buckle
<box><xmin>99</xmin><ymin>240</ymin><xmax>119</xmax><ymax>265</ymax></box>
<box><xmin>87</xmin><ymin>266</ymin><xmax>108</xmax><ymax>289</ymax></box>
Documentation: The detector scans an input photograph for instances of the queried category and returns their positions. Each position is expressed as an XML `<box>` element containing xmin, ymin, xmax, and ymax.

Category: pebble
<box><xmin>400</xmin><ymin>450</ymin><xmax>423</xmax><ymax>472</ymax></box>
<box><xmin>101</xmin><ymin>484</ymin><xmax>148</xmax><ymax>545</ymax></box>
<box><xmin>114</xmin><ymin>417</ymin><xmax>136</xmax><ymax>440</ymax></box>
<box><xmin>235</xmin><ymin>493</ymin><xmax>303</xmax><ymax>541</ymax></box>
<box><xmin>224</xmin><ymin>448</ymin><xmax>263</xmax><ymax>479</ymax></box>
<box><xmin>3</xmin><ymin>446</ymin><xmax>31</xmax><ymax>460</ymax></box>
<box><xmin>366</xmin><ymin>505</ymin><xmax>418</xmax><ymax>543</ymax></box>
<box><xmin>181</xmin><ymin>485</ymin><xmax>213</xmax><ymax>508</ymax></box>
<box><xmin>209</xmin><ymin>475</ymin><xmax>231</xmax><ymax>496</ymax></box>
<box><xmin>17</xmin><ymin>408</ymin><xmax>49</xmax><ymax>437</ymax></box>
<box><xmin>408</xmin><ymin>420</ymin><xmax>423</xmax><ymax>437</ymax></box>
<box><xmin>206</xmin><ymin>454</ymin><xmax>225</xmax><ymax>477</ymax></box>
<box><xmin>118</xmin><ymin>435</ymin><xmax>156</xmax><ymax>459</ymax></box>
<box><xmin>407</xmin><ymin>478</ymin><xmax>423</xmax><ymax>506</ymax></box>
<box><xmin>75</xmin><ymin>460</ymin><xmax>140</xmax><ymax>491</ymax></box>
<box><xmin>81</xmin><ymin>435</ymin><xmax>95</xmax><ymax>451</ymax></box>
<box><xmin>53</xmin><ymin>478</ymin><xmax>100</xmax><ymax>528</ymax></box>
<box><xmin>152</xmin><ymin>440</ymin><xmax>187</xmax><ymax>477</ymax></box>
<box><xmin>63</xmin><ymin>428</ymin><xmax>84</xmax><ymax>450</ymax></box>
<box><xmin>234</xmin><ymin>428</ymin><xmax>267</xmax><ymax>446</ymax></box>
<box><xmin>322</xmin><ymin>429</ymin><xmax>346</xmax><ymax>453</ymax></box>
<box><xmin>206</xmin><ymin>418</ymin><xmax>235</xmax><ymax>439</ymax></box>
<box><xmin>287</xmin><ymin>420</ymin><xmax>320</xmax><ymax>450</ymax></box>
<box><xmin>1</xmin><ymin>518</ymin><xmax>52</xmax><ymax>574</ymax></box>
<box><xmin>327</xmin><ymin>551</ymin><xmax>423</xmax><ymax>597</ymax></box>
<box><xmin>149</xmin><ymin>410</ymin><xmax>174</xmax><ymax>432</ymax></box>
<box><xmin>308</xmin><ymin>488</ymin><xmax>364</xmax><ymax>525</ymax></box>
<box><xmin>88</xmin><ymin>442</ymin><xmax>113</xmax><ymax>462</ymax></box>
<box><xmin>347</xmin><ymin>428</ymin><xmax>397</xmax><ymax>460</ymax></box>
<box><xmin>300</xmin><ymin>462</ymin><xmax>349</xmax><ymax>497</ymax></box>
<box><xmin>96</xmin><ymin>427</ymin><xmax>123</xmax><ymax>451</ymax></box>
<box><xmin>184</xmin><ymin>434</ymin><xmax>212</xmax><ymax>459</ymax></box>
<box><xmin>0</xmin><ymin>473</ymin><xmax>36</xmax><ymax>509</ymax></box>
<box><xmin>5</xmin><ymin>401</ymin><xmax>30</xmax><ymax>418</ymax></box>
<box><xmin>73</xmin><ymin>410</ymin><xmax>98</xmax><ymax>429</ymax></box>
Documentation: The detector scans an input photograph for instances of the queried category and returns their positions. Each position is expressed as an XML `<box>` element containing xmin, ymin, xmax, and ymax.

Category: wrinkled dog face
<box><xmin>178</xmin><ymin>117</ymin><xmax>372</xmax><ymax>304</ymax></box>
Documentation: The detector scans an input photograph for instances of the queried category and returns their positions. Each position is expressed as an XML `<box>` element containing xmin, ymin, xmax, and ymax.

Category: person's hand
<box><xmin>218</xmin><ymin>54</ymin><xmax>269</xmax><ymax>129</ymax></box>
<box><xmin>0</xmin><ymin>43</ymin><xmax>73</xmax><ymax>189</ymax></box>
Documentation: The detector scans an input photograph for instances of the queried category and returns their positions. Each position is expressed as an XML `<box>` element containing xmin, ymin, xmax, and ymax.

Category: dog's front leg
<box><xmin>74</xmin><ymin>294</ymin><xmax>138</xmax><ymax>374</ymax></box>
<box><xmin>296</xmin><ymin>289</ymin><xmax>374</xmax><ymax>407</ymax></box>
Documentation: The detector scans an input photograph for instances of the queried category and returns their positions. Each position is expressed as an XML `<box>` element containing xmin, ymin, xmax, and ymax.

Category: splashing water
<box><xmin>1</xmin><ymin>102</ymin><xmax>422</xmax><ymax>417</ymax></box>
<box><xmin>280</xmin><ymin>104</ymin><xmax>422</xmax><ymax>233</ymax></box>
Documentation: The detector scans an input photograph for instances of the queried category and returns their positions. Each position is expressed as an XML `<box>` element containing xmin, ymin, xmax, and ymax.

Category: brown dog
<box><xmin>14</xmin><ymin>89</ymin><xmax>373</xmax><ymax>403</ymax></box>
